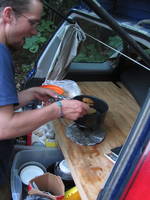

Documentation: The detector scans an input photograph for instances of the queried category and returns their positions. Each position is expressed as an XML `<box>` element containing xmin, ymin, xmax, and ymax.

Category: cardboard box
<box><xmin>28</xmin><ymin>173</ymin><xmax>65</xmax><ymax>200</ymax></box>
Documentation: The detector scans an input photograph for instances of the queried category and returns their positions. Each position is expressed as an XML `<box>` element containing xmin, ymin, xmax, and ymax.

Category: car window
<box><xmin>73</xmin><ymin>18</ymin><xmax>123</xmax><ymax>63</ymax></box>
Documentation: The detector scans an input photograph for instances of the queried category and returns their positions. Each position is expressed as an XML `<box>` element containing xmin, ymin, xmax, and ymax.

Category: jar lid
<box><xmin>59</xmin><ymin>160</ymin><xmax>71</xmax><ymax>175</ymax></box>
<box><xmin>41</xmin><ymin>85</ymin><xmax>64</xmax><ymax>95</ymax></box>
<box><xmin>19</xmin><ymin>161</ymin><xmax>46</xmax><ymax>185</ymax></box>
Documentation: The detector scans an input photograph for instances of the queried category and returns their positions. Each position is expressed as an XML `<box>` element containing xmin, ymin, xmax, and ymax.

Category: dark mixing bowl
<box><xmin>73</xmin><ymin>95</ymin><xmax>109</xmax><ymax>131</ymax></box>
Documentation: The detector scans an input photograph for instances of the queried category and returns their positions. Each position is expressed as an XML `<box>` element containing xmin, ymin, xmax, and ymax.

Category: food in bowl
<box><xmin>73</xmin><ymin>95</ymin><xmax>109</xmax><ymax>131</ymax></box>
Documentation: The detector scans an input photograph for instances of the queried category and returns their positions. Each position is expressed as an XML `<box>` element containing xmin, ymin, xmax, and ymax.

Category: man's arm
<box><xmin>0</xmin><ymin>99</ymin><xmax>89</xmax><ymax>140</ymax></box>
<box><xmin>0</xmin><ymin>103</ymin><xmax>59</xmax><ymax>139</ymax></box>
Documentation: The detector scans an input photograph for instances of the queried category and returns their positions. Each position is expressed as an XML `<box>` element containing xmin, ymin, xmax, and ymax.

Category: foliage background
<box><xmin>13</xmin><ymin>0</ymin><xmax>77</xmax><ymax>89</ymax></box>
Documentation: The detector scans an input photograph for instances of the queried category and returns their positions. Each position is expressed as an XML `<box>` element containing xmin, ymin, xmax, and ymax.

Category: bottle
<box><xmin>26</xmin><ymin>133</ymin><xmax>32</xmax><ymax>146</ymax></box>
<box><xmin>45</xmin><ymin>138</ymin><xmax>58</xmax><ymax>148</ymax></box>
<box><xmin>65</xmin><ymin>186</ymin><xmax>81</xmax><ymax>200</ymax></box>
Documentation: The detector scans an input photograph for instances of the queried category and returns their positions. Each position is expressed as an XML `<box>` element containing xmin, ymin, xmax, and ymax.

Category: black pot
<box><xmin>73</xmin><ymin>95</ymin><xmax>109</xmax><ymax>131</ymax></box>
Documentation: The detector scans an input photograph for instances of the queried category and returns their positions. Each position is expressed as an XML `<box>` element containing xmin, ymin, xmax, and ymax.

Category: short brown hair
<box><xmin>0</xmin><ymin>0</ymin><xmax>43</xmax><ymax>15</ymax></box>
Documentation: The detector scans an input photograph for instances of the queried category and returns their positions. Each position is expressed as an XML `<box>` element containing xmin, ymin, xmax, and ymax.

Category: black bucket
<box><xmin>73</xmin><ymin>95</ymin><xmax>109</xmax><ymax>131</ymax></box>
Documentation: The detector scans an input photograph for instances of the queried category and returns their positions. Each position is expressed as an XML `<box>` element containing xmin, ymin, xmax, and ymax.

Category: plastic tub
<box><xmin>11</xmin><ymin>148</ymin><xmax>63</xmax><ymax>200</ymax></box>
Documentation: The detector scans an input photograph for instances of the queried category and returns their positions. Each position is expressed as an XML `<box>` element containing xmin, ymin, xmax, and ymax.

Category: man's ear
<box><xmin>2</xmin><ymin>7</ymin><xmax>14</xmax><ymax>24</ymax></box>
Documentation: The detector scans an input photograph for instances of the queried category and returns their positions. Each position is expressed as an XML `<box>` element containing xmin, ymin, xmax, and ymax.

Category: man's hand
<box><xmin>16</xmin><ymin>87</ymin><xmax>58</xmax><ymax>109</ymax></box>
<box><xmin>57</xmin><ymin>99</ymin><xmax>89</xmax><ymax>120</ymax></box>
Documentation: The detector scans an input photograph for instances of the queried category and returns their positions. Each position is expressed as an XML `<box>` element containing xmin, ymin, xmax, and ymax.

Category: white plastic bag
<box><xmin>42</xmin><ymin>80</ymin><xmax>81</xmax><ymax>98</ymax></box>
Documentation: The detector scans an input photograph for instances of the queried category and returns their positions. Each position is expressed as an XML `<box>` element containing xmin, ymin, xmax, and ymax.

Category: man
<box><xmin>0</xmin><ymin>0</ymin><xmax>89</xmax><ymax>189</ymax></box>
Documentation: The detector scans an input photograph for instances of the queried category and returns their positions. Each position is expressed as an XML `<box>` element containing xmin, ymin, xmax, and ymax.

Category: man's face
<box><xmin>5</xmin><ymin>0</ymin><xmax>43</xmax><ymax>49</ymax></box>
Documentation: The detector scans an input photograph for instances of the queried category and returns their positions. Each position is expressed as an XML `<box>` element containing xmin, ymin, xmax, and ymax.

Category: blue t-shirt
<box><xmin>0</xmin><ymin>43</ymin><xmax>18</xmax><ymax>106</ymax></box>
<box><xmin>0</xmin><ymin>44</ymin><xmax>18</xmax><ymax>185</ymax></box>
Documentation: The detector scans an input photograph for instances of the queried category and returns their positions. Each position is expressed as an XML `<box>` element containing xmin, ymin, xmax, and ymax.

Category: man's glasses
<box><xmin>21</xmin><ymin>14</ymin><xmax>40</xmax><ymax>29</ymax></box>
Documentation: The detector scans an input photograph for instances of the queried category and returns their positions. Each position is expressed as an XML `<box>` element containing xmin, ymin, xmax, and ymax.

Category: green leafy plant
<box><xmin>14</xmin><ymin>0</ymin><xmax>74</xmax><ymax>88</ymax></box>
<box><xmin>15</xmin><ymin>63</ymin><xmax>34</xmax><ymax>89</ymax></box>
<box><xmin>23</xmin><ymin>19</ymin><xmax>56</xmax><ymax>53</ymax></box>
<box><xmin>23</xmin><ymin>33</ymin><xmax>46</xmax><ymax>53</ymax></box>
<box><xmin>74</xmin><ymin>35</ymin><xmax>123</xmax><ymax>63</ymax></box>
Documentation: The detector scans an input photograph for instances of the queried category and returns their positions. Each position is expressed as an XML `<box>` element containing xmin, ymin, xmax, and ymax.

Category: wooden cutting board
<box><xmin>53</xmin><ymin>81</ymin><xmax>140</xmax><ymax>200</ymax></box>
